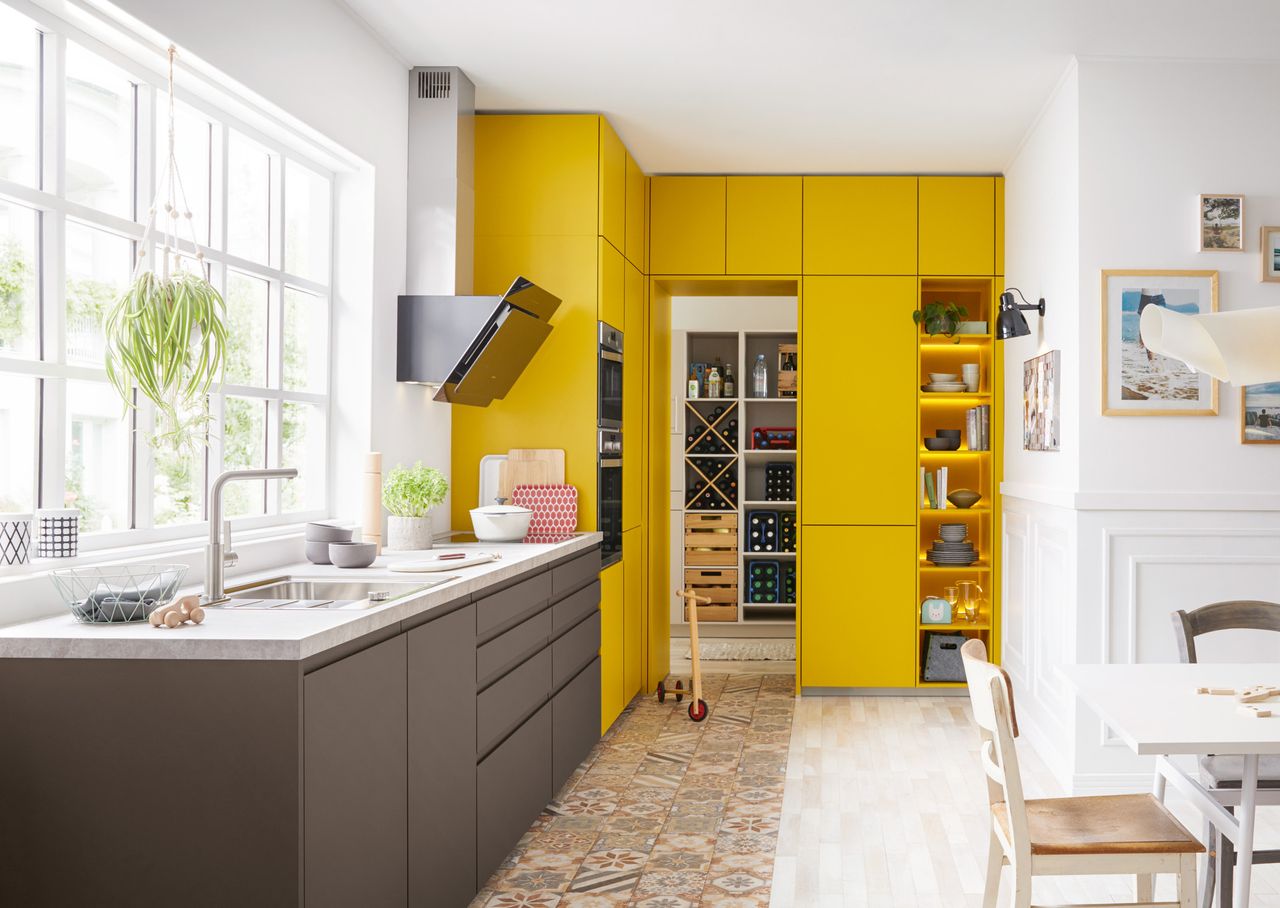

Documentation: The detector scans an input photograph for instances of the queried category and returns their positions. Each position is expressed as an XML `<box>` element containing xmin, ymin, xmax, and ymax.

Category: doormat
<box><xmin>680</xmin><ymin>639</ymin><xmax>796</xmax><ymax>661</ymax></box>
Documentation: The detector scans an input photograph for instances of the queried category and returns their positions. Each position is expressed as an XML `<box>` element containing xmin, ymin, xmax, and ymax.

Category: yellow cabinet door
<box><xmin>650</xmin><ymin>176</ymin><xmax>726</xmax><ymax>275</ymax></box>
<box><xmin>622</xmin><ymin>261</ymin><xmax>645</xmax><ymax>530</ymax></box>
<box><xmin>623</xmin><ymin>527</ymin><xmax>643</xmax><ymax>702</ymax></box>
<box><xmin>475</xmin><ymin>115</ymin><xmax>600</xmax><ymax>237</ymax></box>
<box><xmin>599</xmin><ymin>117</ymin><xmax>626</xmax><ymax>252</ymax></box>
<box><xmin>801</xmin><ymin>276</ymin><xmax>918</xmax><ymax>525</ymax></box>
<box><xmin>600</xmin><ymin>561</ymin><xmax>625</xmax><ymax>733</ymax></box>
<box><xmin>994</xmin><ymin>176</ymin><xmax>1005</xmax><ymax>276</ymax></box>
<box><xmin>598</xmin><ymin>238</ymin><xmax>624</xmax><ymax>329</ymax></box>
<box><xmin>726</xmin><ymin>176</ymin><xmax>802</xmax><ymax>275</ymax></box>
<box><xmin>625</xmin><ymin>152</ymin><xmax>645</xmax><ymax>268</ymax></box>
<box><xmin>800</xmin><ymin>525</ymin><xmax>916</xmax><ymax>689</ymax></box>
<box><xmin>918</xmin><ymin>176</ymin><xmax>996</xmax><ymax>276</ymax></box>
<box><xmin>647</xmin><ymin>282</ymin><xmax>671</xmax><ymax>688</ymax></box>
<box><xmin>802</xmin><ymin>177</ymin><xmax>917</xmax><ymax>275</ymax></box>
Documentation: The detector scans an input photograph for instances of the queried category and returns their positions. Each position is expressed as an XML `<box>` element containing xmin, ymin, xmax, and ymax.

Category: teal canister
<box><xmin>921</xmin><ymin>596</ymin><xmax>952</xmax><ymax>625</ymax></box>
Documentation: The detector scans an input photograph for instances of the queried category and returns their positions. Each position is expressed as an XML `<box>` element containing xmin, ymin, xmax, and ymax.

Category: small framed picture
<box><xmin>1200</xmin><ymin>194</ymin><xmax>1244</xmax><ymax>252</ymax></box>
<box><xmin>1023</xmin><ymin>350</ymin><xmax>1060</xmax><ymax>451</ymax></box>
<box><xmin>1242</xmin><ymin>384</ymin><xmax>1280</xmax><ymax>444</ymax></box>
<box><xmin>1100</xmin><ymin>269</ymin><xmax>1219</xmax><ymax>416</ymax></box>
<box><xmin>1261</xmin><ymin>225</ymin><xmax>1280</xmax><ymax>282</ymax></box>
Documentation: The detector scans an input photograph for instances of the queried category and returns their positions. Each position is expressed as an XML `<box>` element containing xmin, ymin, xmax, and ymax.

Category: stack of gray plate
<box><xmin>927</xmin><ymin>523</ymin><xmax>978</xmax><ymax>565</ymax></box>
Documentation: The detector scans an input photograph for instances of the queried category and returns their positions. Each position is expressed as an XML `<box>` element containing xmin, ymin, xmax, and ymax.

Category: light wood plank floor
<box><xmin>770</xmin><ymin>692</ymin><xmax>1280</xmax><ymax>907</ymax></box>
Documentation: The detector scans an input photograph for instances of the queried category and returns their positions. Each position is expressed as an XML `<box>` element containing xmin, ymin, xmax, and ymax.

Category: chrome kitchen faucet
<box><xmin>203</xmin><ymin>468</ymin><xmax>299</xmax><ymax>604</ymax></box>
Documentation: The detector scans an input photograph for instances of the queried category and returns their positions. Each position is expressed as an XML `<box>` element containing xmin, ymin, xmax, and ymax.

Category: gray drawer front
<box><xmin>551</xmin><ymin>580</ymin><xmax>600</xmax><ymax>633</ymax></box>
<box><xmin>477</xmin><ymin>608</ymin><xmax>552</xmax><ymax>689</ymax></box>
<box><xmin>552</xmin><ymin>611</ymin><xmax>600</xmax><ymax>691</ymax></box>
<box><xmin>477</xmin><ymin>701</ymin><xmax>552</xmax><ymax>889</ymax></box>
<box><xmin>477</xmin><ymin>647</ymin><xmax>552</xmax><ymax>757</ymax></box>
<box><xmin>551</xmin><ymin>550</ymin><xmax>600</xmax><ymax>598</ymax></box>
<box><xmin>552</xmin><ymin>658</ymin><xmax>601</xmax><ymax>793</ymax></box>
<box><xmin>475</xmin><ymin>571</ymin><xmax>553</xmax><ymax>641</ymax></box>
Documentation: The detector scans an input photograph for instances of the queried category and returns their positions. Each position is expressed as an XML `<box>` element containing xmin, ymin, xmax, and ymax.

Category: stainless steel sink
<box><xmin>215</xmin><ymin>576</ymin><xmax>455</xmax><ymax>609</ymax></box>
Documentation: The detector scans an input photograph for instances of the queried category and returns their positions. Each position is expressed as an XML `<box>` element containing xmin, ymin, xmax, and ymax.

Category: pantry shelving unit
<box><xmin>915</xmin><ymin>278</ymin><xmax>1003</xmax><ymax>688</ymax></box>
<box><xmin>677</xmin><ymin>329</ymin><xmax>798</xmax><ymax>627</ymax></box>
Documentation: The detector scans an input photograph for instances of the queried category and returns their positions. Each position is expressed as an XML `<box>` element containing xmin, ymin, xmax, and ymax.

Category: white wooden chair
<box><xmin>961</xmin><ymin>638</ymin><xmax>1202</xmax><ymax>907</ymax></box>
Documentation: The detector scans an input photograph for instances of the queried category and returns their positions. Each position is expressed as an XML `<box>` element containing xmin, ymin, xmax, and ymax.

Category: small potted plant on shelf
<box><xmin>912</xmin><ymin>300</ymin><xmax>968</xmax><ymax>342</ymax></box>
<box><xmin>382</xmin><ymin>462</ymin><xmax>449</xmax><ymax>551</ymax></box>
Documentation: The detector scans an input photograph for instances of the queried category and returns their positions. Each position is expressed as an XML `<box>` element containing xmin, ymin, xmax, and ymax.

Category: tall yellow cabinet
<box><xmin>462</xmin><ymin>115</ymin><xmax>650</xmax><ymax>735</ymax></box>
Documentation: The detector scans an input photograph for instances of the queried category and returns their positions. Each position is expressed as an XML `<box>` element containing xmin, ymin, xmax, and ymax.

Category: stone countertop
<box><xmin>0</xmin><ymin>535</ymin><xmax>601</xmax><ymax>662</ymax></box>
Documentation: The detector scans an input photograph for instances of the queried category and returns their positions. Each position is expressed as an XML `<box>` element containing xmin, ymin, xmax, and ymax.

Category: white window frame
<box><xmin>0</xmin><ymin>0</ymin><xmax>335</xmax><ymax>554</ymax></box>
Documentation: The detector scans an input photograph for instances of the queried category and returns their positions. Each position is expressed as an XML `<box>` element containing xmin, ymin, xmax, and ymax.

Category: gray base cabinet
<box><xmin>0</xmin><ymin>544</ymin><xmax>600</xmax><ymax>908</ymax></box>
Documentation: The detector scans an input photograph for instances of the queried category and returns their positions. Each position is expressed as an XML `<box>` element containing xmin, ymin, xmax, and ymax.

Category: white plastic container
<box><xmin>469</xmin><ymin>504</ymin><xmax>533</xmax><ymax>542</ymax></box>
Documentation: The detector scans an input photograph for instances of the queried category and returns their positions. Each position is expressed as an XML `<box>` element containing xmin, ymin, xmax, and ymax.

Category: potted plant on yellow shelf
<box><xmin>912</xmin><ymin>300</ymin><xmax>968</xmax><ymax>342</ymax></box>
<box><xmin>382</xmin><ymin>462</ymin><xmax>448</xmax><ymax>551</ymax></box>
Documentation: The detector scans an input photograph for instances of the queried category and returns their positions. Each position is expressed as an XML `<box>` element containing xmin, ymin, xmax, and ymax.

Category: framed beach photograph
<box><xmin>1101</xmin><ymin>270</ymin><xmax>1219</xmax><ymax>416</ymax></box>
<box><xmin>1262</xmin><ymin>226</ymin><xmax>1280</xmax><ymax>282</ymax></box>
<box><xmin>1023</xmin><ymin>350</ymin><xmax>1060</xmax><ymax>451</ymax></box>
<box><xmin>1200</xmin><ymin>194</ymin><xmax>1244</xmax><ymax>252</ymax></box>
<box><xmin>1242</xmin><ymin>384</ymin><xmax>1280</xmax><ymax>444</ymax></box>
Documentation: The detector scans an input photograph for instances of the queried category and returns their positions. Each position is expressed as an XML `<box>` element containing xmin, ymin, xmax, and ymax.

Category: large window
<box><xmin>0</xmin><ymin>3</ymin><xmax>332</xmax><ymax>549</ymax></box>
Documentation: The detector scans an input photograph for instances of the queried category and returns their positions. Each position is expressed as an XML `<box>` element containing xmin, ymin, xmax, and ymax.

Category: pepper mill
<box><xmin>363</xmin><ymin>452</ymin><xmax>383</xmax><ymax>554</ymax></box>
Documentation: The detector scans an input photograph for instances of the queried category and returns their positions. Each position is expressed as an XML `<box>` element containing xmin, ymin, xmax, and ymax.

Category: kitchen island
<box><xmin>0</xmin><ymin>535</ymin><xmax>602</xmax><ymax>908</ymax></box>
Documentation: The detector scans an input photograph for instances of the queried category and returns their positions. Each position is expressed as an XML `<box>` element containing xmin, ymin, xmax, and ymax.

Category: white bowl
<box><xmin>928</xmin><ymin>373</ymin><xmax>959</xmax><ymax>383</ymax></box>
<box><xmin>470</xmin><ymin>504</ymin><xmax>534</xmax><ymax>542</ymax></box>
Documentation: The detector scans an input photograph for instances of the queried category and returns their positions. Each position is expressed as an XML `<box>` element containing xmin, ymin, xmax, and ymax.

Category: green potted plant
<box><xmin>912</xmin><ymin>300</ymin><xmax>968</xmax><ymax>342</ymax></box>
<box><xmin>382</xmin><ymin>462</ymin><xmax>449</xmax><ymax>551</ymax></box>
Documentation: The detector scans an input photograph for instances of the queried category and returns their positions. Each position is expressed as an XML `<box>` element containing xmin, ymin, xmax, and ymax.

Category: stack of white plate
<box><xmin>923</xmin><ymin>381</ymin><xmax>969</xmax><ymax>393</ymax></box>
<box><xmin>927</xmin><ymin>523</ymin><xmax>978</xmax><ymax>565</ymax></box>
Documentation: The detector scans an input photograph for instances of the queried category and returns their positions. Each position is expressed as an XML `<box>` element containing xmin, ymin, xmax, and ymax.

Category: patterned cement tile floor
<box><xmin>470</xmin><ymin>673</ymin><xmax>795</xmax><ymax>908</ymax></box>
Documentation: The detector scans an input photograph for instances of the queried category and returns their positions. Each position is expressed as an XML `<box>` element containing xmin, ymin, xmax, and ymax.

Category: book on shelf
<box><xmin>938</xmin><ymin>466</ymin><xmax>948</xmax><ymax>510</ymax></box>
<box><xmin>920</xmin><ymin>466</ymin><xmax>950</xmax><ymax>509</ymax></box>
<box><xmin>923</xmin><ymin>471</ymin><xmax>937</xmax><ymax>510</ymax></box>
<box><xmin>965</xmin><ymin>404</ymin><xmax>991</xmax><ymax>451</ymax></box>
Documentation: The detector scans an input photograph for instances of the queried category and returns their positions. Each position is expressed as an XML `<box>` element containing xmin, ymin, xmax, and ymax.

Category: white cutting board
<box><xmin>391</xmin><ymin>552</ymin><xmax>499</xmax><ymax>572</ymax></box>
<box><xmin>478</xmin><ymin>454</ymin><xmax>507</xmax><ymax>507</ymax></box>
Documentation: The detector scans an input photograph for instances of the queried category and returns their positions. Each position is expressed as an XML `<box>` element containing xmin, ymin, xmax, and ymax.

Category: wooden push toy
<box><xmin>149</xmin><ymin>594</ymin><xmax>205</xmax><ymax>629</ymax></box>
<box><xmin>657</xmin><ymin>589</ymin><xmax>710</xmax><ymax>722</ymax></box>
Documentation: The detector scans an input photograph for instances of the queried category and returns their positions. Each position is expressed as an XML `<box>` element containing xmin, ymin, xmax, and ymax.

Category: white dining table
<box><xmin>1063</xmin><ymin>663</ymin><xmax>1280</xmax><ymax>908</ymax></box>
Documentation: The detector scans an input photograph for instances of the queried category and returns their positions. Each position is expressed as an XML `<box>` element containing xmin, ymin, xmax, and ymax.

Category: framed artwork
<box><xmin>1200</xmin><ymin>194</ymin><xmax>1244</xmax><ymax>252</ymax></box>
<box><xmin>1023</xmin><ymin>350</ymin><xmax>1060</xmax><ymax>451</ymax></box>
<box><xmin>1261</xmin><ymin>225</ymin><xmax>1280</xmax><ymax>282</ymax></box>
<box><xmin>1100</xmin><ymin>270</ymin><xmax>1219</xmax><ymax>416</ymax></box>
<box><xmin>1242</xmin><ymin>383</ymin><xmax>1280</xmax><ymax>444</ymax></box>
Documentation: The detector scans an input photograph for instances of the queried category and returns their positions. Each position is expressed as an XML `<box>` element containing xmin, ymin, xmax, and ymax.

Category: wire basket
<box><xmin>49</xmin><ymin>564</ymin><xmax>189</xmax><ymax>624</ymax></box>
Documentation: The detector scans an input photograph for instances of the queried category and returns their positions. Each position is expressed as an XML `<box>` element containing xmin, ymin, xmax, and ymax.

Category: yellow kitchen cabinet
<box><xmin>726</xmin><ymin>176</ymin><xmax>802</xmax><ymax>274</ymax></box>
<box><xmin>599</xmin><ymin>117</ymin><xmax>626</xmax><ymax>253</ymax></box>
<box><xmin>650</xmin><ymin>176</ymin><xmax>726</xmax><ymax>275</ymax></box>
<box><xmin>623</xmin><ymin>527</ymin><xmax>643</xmax><ymax>702</ymax></box>
<box><xmin>622</xmin><ymin>261</ymin><xmax>645</xmax><ymax>530</ymax></box>
<box><xmin>800</xmin><ymin>525</ymin><xmax>916</xmax><ymax>689</ymax></box>
<box><xmin>802</xmin><ymin>177</ymin><xmax>917</xmax><ymax>275</ymax></box>
<box><xmin>598</xmin><ymin>238</ymin><xmax>624</xmax><ymax>329</ymax></box>
<box><xmin>647</xmin><ymin>281</ymin><xmax>671</xmax><ymax>688</ymax></box>
<box><xmin>801</xmin><ymin>276</ymin><xmax>917</xmax><ymax>525</ymax></box>
<box><xmin>625</xmin><ymin>152</ymin><xmax>645</xmax><ymax>269</ymax></box>
<box><xmin>918</xmin><ymin>176</ymin><xmax>996</xmax><ymax>276</ymax></box>
<box><xmin>994</xmin><ymin>176</ymin><xmax>1005</xmax><ymax>276</ymax></box>
<box><xmin>475</xmin><ymin>115</ymin><xmax>599</xmax><ymax>237</ymax></box>
<box><xmin>600</xmin><ymin>561</ymin><xmax>625</xmax><ymax>732</ymax></box>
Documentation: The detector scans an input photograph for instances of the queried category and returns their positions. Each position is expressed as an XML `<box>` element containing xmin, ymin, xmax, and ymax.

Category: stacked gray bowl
<box><xmin>305</xmin><ymin>522</ymin><xmax>352</xmax><ymax>564</ymax></box>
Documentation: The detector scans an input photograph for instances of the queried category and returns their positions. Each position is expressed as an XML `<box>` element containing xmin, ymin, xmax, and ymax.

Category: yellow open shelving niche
<box><xmin>915</xmin><ymin>277</ymin><xmax>1002</xmax><ymax>687</ymax></box>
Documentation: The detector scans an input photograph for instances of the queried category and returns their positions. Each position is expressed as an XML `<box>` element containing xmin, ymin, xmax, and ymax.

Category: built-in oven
<box><xmin>598</xmin><ymin>321</ymin><xmax>623</xmax><ymax>430</ymax></box>
<box><xmin>598</xmin><ymin>429</ymin><xmax>622</xmax><ymax>567</ymax></box>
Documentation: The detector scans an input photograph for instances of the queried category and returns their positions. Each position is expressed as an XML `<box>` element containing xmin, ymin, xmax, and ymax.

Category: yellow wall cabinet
<box><xmin>801</xmin><ymin>276</ymin><xmax>919</xmax><ymax>526</ymax></box>
<box><xmin>622</xmin><ymin>262</ymin><xmax>645</xmax><ymax>531</ymax></box>
<box><xmin>622</xmin><ymin>527</ymin><xmax>644</xmax><ymax>702</ymax></box>
<box><xmin>650</xmin><ymin>176</ymin><xmax>726</xmax><ymax>275</ymax></box>
<box><xmin>598</xmin><ymin>238</ymin><xmax>624</xmax><ymax>329</ymax></box>
<box><xmin>802</xmin><ymin>177</ymin><xmax>917</xmax><ymax>275</ymax></box>
<box><xmin>994</xmin><ymin>176</ymin><xmax>1005</xmax><ymax>276</ymax></box>
<box><xmin>600</xmin><ymin>561</ymin><xmax>625</xmax><ymax>732</ymax></box>
<box><xmin>800</xmin><ymin>525</ymin><xmax>916</xmax><ymax>688</ymax></box>
<box><xmin>918</xmin><ymin>176</ymin><xmax>996</xmax><ymax>276</ymax></box>
<box><xmin>599</xmin><ymin>118</ymin><xmax>626</xmax><ymax>254</ymax></box>
<box><xmin>646</xmin><ymin>282</ymin><xmax>671</xmax><ymax>689</ymax></box>
<box><xmin>726</xmin><ymin>176</ymin><xmax>802</xmax><ymax>274</ymax></box>
<box><xmin>625</xmin><ymin>152</ymin><xmax>646</xmax><ymax>269</ymax></box>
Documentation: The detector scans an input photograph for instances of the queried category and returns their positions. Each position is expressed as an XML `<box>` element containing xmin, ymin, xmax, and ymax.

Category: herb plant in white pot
<box><xmin>382</xmin><ymin>462</ymin><xmax>448</xmax><ymax>551</ymax></box>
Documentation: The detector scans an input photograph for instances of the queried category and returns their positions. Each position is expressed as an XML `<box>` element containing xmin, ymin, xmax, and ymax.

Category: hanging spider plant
<box><xmin>103</xmin><ymin>46</ymin><xmax>227</xmax><ymax>450</ymax></box>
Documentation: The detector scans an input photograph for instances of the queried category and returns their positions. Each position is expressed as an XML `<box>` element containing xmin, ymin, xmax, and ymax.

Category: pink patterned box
<box><xmin>511</xmin><ymin>484</ymin><xmax>578</xmax><ymax>543</ymax></box>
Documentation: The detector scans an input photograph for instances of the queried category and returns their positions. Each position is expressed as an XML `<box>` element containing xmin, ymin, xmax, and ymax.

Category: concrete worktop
<box><xmin>0</xmin><ymin>534</ymin><xmax>601</xmax><ymax>661</ymax></box>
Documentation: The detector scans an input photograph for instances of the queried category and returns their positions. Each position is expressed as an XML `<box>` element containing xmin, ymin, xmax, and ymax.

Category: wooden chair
<box><xmin>1171</xmin><ymin>600</ymin><xmax>1280</xmax><ymax>908</ymax></box>
<box><xmin>961</xmin><ymin>638</ymin><xmax>1201</xmax><ymax>908</ymax></box>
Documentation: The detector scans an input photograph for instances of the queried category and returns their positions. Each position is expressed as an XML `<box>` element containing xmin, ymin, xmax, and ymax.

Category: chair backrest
<box><xmin>961</xmin><ymin>638</ymin><xmax>1031</xmax><ymax>864</ymax></box>
<box><xmin>1171</xmin><ymin>600</ymin><xmax>1280</xmax><ymax>663</ymax></box>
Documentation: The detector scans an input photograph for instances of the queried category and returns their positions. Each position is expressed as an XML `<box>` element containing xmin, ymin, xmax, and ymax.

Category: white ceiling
<box><xmin>340</xmin><ymin>0</ymin><xmax>1280</xmax><ymax>174</ymax></box>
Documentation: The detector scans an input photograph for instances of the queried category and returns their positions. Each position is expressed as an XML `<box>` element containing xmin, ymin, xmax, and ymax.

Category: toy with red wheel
<box><xmin>655</xmin><ymin>678</ymin><xmax>685</xmax><ymax>703</ymax></box>
<box><xmin>688</xmin><ymin>698</ymin><xmax>708</xmax><ymax>722</ymax></box>
<box><xmin>675</xmin><ymin>588</ymin><xmax>711</xmax><ymax>724</ymax></box>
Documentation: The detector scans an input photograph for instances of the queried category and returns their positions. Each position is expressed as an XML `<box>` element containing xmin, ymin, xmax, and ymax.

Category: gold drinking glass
<box><xmin>957</xmin><ymin>580</ymin><xmax>983</xmax><ymax>623</ymax></box>
<box><xmin>942</xmin><ymin>585</ymin><xmax>959</xmax><ymax>622</ymax></box>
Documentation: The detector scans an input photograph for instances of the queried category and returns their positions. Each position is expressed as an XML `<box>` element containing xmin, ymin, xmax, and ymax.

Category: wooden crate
<box><xmin>684</xmin><ymin>512</ymin><xmax>738</xmax><ymax>566</ymax></box>
<box><xmin>682</xmin><ymin>567</ymin><xmax>739</xmax><ymax>622</ymax></box>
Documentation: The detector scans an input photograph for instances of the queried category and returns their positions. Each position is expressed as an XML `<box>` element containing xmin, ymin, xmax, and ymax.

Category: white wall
<box><xmin>1004</xmin><ymin>57</ymin><xmax>1280</xmax><ymax>793</ymax></box>
<box><xmin>101</xmin><ymin>0</ymin><xmax>452</xmax><ymax>531</ymax></box>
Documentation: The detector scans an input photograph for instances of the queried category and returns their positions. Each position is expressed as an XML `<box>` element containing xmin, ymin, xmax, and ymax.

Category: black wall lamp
<box><xmin>996</xmin><ymin>288</ymin><xmax>1046</xmax><ymax>340</ymax></box>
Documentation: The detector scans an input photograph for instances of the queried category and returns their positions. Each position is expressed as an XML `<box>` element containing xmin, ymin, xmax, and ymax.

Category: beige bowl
<box><xmin>946</xmin><ymin>489</ymin><xmax>982</xmax><ymax>509</ymax></box>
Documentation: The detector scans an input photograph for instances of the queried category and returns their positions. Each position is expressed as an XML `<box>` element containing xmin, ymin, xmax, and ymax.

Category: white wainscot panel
<box><xmin>1030</xmin><ymin>521</ymin><xmax>1074</xmax><ymax>729</ymax></box>
<box><xmin>1002</xmin><ymin>508</ymin><xmax>1031</xmax><ymax>684</ymax></box>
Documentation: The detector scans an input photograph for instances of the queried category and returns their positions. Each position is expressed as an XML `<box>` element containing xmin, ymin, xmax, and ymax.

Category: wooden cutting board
<box><xmin>498</xmin><ymin>449</ymin><xmax>566</xmax><ymax>501</ymax></box>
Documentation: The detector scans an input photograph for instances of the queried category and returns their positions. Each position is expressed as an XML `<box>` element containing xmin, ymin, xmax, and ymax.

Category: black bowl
<box><xmin>923</xmin><ymin>437</ymin><xmax>961</xmax><ymax>451</ymax></box>
<box><xmin>935</xmin><ymin>429</ymin><xmax>962</xmax><ymax>440</ymax></box>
